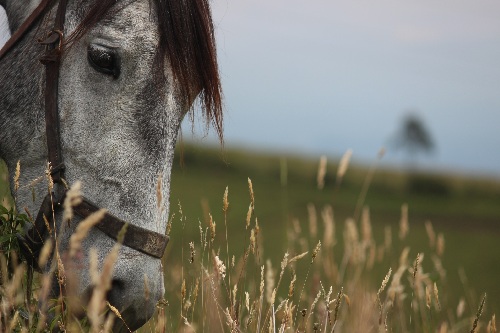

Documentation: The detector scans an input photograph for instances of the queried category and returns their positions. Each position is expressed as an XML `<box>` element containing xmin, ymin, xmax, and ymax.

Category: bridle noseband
<box><xmin>0</xmin><ymin>0</ymin><xmax>169</xmax><ymax>271</ymax></box>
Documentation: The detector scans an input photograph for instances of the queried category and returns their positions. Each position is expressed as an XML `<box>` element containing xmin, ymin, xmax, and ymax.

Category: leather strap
<box><xmin>39</xmin><ymin>0</ymin><xmax>68</xmax><ymax>184</ymax></box>
<box><xmin>74</xmin><ymin>198</ymin><xmax>169</xmax><ymax>259</ymax></box>
<box><xmin>0</xmin><ymin>0</ymin><xmax>68</xmax><ymax>182</ymax></box>
<box><xmin>0</xmin><ymin>0</ymin><xmax>55</xmax><ymax>60</ymax></box>
<box><xmin>18</xmin><ymin>192</ymin><xmax>170</xmax><ymax>272</ymax></box>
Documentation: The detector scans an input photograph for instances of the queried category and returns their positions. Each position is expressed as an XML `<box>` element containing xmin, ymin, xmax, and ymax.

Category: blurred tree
<box><xmin>392</xmin><ymin>113</ymin><xmax>435</xmax><ymax>161</ymax></box>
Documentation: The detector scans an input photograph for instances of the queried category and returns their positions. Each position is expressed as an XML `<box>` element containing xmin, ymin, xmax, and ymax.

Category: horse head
<box><xmin>0</xmin><ymin>0</ymin><xmax>222</xmax><ymax>330</ymax></box>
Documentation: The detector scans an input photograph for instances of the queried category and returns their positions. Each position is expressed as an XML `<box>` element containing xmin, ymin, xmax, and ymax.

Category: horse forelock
<box><xmin>67</xmin><ymin>0</ymin><xmax>223</xmax><ymax>140</ymax></box>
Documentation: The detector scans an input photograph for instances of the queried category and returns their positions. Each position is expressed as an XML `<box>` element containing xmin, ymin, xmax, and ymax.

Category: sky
<box><xmin>2</xmin><ymin>2</ymin><xmax>500</xmax><ymax>177</ymax></box>
<box><xmin>196</xmin><ymin>0</ymin><xmax>500</xmax><ymax>178</ymax></box>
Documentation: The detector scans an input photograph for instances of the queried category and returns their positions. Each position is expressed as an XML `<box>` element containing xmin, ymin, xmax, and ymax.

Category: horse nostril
<box><xmin>111</xmin><ymin>279</ymin><xmax>125</xmax><ymax>291</ymax></box>
<box><xmin>106</xmin><ymin>279</ymin><xmax>125</xmax><ymax>306</ymax></box>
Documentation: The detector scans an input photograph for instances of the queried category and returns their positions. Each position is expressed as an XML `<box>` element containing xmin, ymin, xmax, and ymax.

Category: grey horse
<box><xmin>0</xmin><ymin>0</ymin><xmax>222</xmax><ymax>330</ymax></box>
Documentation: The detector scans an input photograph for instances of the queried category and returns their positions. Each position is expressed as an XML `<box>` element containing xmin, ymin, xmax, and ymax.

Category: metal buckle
<box><xmin>38</xmin><ymin>29</ymin><xmax>64</xmax><ymax>51</ymax></box>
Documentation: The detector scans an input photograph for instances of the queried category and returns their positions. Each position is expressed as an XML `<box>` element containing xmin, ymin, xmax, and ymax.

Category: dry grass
<box><xmin>148</xmin><ymin>164</ymin><xmax>495</xmax><ymax>333</ymax></box>
<box><xmin>0</xmin><ymin>157</ymin><xmax>497</xmax><ymax>332</ymax></box>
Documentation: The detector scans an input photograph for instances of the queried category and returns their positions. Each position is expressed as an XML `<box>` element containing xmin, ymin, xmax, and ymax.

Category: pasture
<box><xmin>1</xmin><ymin>144</ymin><xmax>499</xmax><ymax>331</ymax></box>
<box><xmin>167</xmin><ymin>144</ymin><xmax>500</xmax><ymax>310</ymax></box>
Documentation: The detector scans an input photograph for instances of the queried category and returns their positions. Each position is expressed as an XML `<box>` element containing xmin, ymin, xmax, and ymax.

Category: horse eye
<box><xmin>87</xmin><ymin>44</ymin><xmax>120</xmax><ymax>79</ymax></box>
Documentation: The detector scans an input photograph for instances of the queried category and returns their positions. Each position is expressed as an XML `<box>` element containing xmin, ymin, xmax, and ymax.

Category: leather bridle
<box><xmin>0</xmin><ymin>0</ymin><xmax>169</xmax><ymax>271</ymax></box>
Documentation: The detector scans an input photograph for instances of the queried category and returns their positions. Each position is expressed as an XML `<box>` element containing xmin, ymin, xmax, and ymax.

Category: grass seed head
<box><xmin>223</xmin><ymin>186</ymin><xmax>229</xmax><ymax>213</ymax></box>
<box><xmin>470</xmin><ymin>293</ymin><xmax>486</xmax><ymax>333</ymax></box>
<box><xmin>107</xmin><ymin>302</ymin><xmax>131</xmax><ymax>333</ymax></box>
<box><xmin>377</xmin><ymin>268</ymin><xmax>392</xmax><ymax>323</ymax></box>
<box><xmin>288</xmin><ymin>272</ymin><xmax>296</xmax><ymax>298</ymax></box>
<box><xmin>281</xmin><ymin>252</ymin><xmax>289</xmax><ymax>271</ymax></box>
<box><xmin>437</xmin><ymin>233</ymin><xmax>445</xmax><ymax>257</ymax></box>
<box><xmin>439</xmin><ymin>322</ymin><xmax>449</xmax><ymax>333</ymax></box>
<box><xmin>181</xmin><ymin>315</ymin><xmax>195</xmax><ymax>332</ymax></box>
<box><xmin>270</xmin><ymin>288</ymin><xmax>277</xmax><ymax>306</ymax></box>
<box><xmin>399</xmin><ymin>247</ymin><xmax>410</xmax><ymax>267</ymax></box>
<box><xmin>209</xmin><ymin>213</ymin><xmax>216</xmax><ymax>242</ymax></box>
<box><xmin>399</xmin><ymin>203</ymin><xmax>409</xmax><ymax>240</ymax></box>
<box><xmin>307</xmin><ymin>289</ymin><xmax>322</xmax><ymax>323</ymax></box>
<box><xmin>181</xmin><ymin>279</ymin><xmax>186</xmax><ymax>303</ymax></box>
<box><xmin>9</xmin><ymin>310</ymin><xmax>19</xmax><ymax>331</ymax></box>
<box><xmin>192</xmin><ymin>278</ymin><xmax>200</xmax><ymax>305</ymax></box>
<box><xmin>88</xmin><ymin>249</ymin><xmax>114</xmax><ymax>332</ymax></box>
<box><xmin>89</xmin><ymin>248</ymin><xmax>99</xmax><ymax>285</ymax></box>
<box><xmin>289</xmin><ymin>251</ymin><xmax>308</xmax><ymax>264</ymax></box>
<box><xmin>425</xmin><ymin>221</ymin><xmax>436</xmax><ymax>248</ymax></box>
<box><xmin>5</xmin><ymin>264</ymin><xmax>26</xmax><ymax>302</ymax></box>
<box><xmin>426</xmin><ymin>285</ymin><xmax>431</xmax><ymax>309</ymax></box>
<box><xmin>102</xmin><ymin>248</ymin><xmax>120</xmax><ymax>291</ymax></box>
<box><xmin>384</xmin><ymin>225</ymin><xmax>392</xmax><ymax>252</ymax></box>
<box><xmin>260</xmin><ymin>265</ymin><xmax>265</xmax><ymax>295</ymax></box>
<box><xmin>487</xmin><ymin>314</ymin><xmax>496</xmax><ymax>333</ymax></box>
<box><xmin>103</xmin><ymin>313</ymin><xmax>115</xmax><ymax>333</ymax></box>
<box><xmin>246</xmin><ymin>203</ymin><xmax>253</xmax><ymax>229</ymax></box>
<box><xmin>57</xmin><ymin>253</ymin><xmax>66</xmax><ymax>285</ymax></box>
<box><xmin>387</xmin><ymin>265</ymin><xmax>406</xmax><ymax>302</ymax></box>
<box><xmin>457</xmin><ymin>298</ymin><xmax>466</xmax><ymax>318</ymax></box>
<box><xmin>344</xmin><ymin>218</ymin><xmax>359</xmax><ymax>244</ymax></box>
<box><xmin>265</xmin><ymin>259</ymin><xmax>275</xmax><ymax>304</ymax></box>
<box><xmin>214</xmin><ymin>255</ymin><xmax>226</xmax><ymax>279</ymax></box>
<box><xmin>156</xmin><ymin>174</ymin><xmax>163</xmax><ymax>209</ymax></box>
<box><xmin>43</xmin><ymin>214</ymin><xmax>52</xmax><ymax>234</ymax></box>
<box><xmin>378</xmin><ymin>267</ymin><xmax>392</xmax><ymax>297</ymax></box>
<box><xmin>307</xmin><ymin>203</ymin><xmax>318</xmax><ymax>239</ymax></box>
<box><xmin>361</xmin><ymin>206</ymin><xmax>372</xmax><ymax>244</ymax></box>
<box><xmin>250</xmin><ymin>228</ymin><xmax>256</xmax><ymax>254</ymax></box>
<box><xmin>38</xmin><ymin>238</ymin><xmax>53</xmax><ymax>268</ymax></box>
<box><xmin>45</xmin><ymin>162</ymin><xmax>54</xmax><ymax>192</ymax></box>
<box><xmin>322</xmin><ymin>205</ymin><xmax>335</xmax><ymax>249</ymax></box>
<box><xmin>69</xmin><ymin>208</ymin><xmax>107</xmax><ymax>257</ymax></box>
<box><xmin>248</xmin><ymin>178</ymin><xmax>255</xmax><ymax>209</ymax></box>
<box><xmin>232</xmin><ymin>283</ymin><xmax>238</xmax><ymax>307</ymax></box>
<box><xmin>337</xmin><ymin>149</ymin><xmax>353</xmax><ymax>181</ymax></box>
<box><xmin>245</xmin><ymin>291</ymin><xmax>250</xmax><ymax>313</ymax></box>
<box><xmin>189</xmin><ymin>241</ymin><xmax>195</xmax><ymax>263</ymax></box>
<box><xmin>63</xmin><ymin>181</ymin><xmax>83</xmax><ymax>224</ymax></box>
<box><xmin>13</xmin><ymin>160</ymin><xmax>20</xmax><ymax>192</ymax></box>
<box><xmin>412</xmin><ymin>253</ymin><xmax>420</xmax><ymax>281</ymax></box>
<box><xmin>317</xmin><ymin>155</ymin><xmax>327</xmax><ymax>189</ymax></box>
<box><xmin>166</xmin><ymin>212</ymin><xmax>174</xmax><ymax>236</ymax></box>
<box><xmin>224</xmin><ymin>307</ymin><xmax>235</xmax><ymax>330</ymax></box>
<box><xmin>107</xmin><ymin>302</ymin><xmax>123</xmax><ymax>321</ymax></box>
<box><xmin>434</xmin><ymin>282</ymin><xmax>441</xmax><ymax>311</ymax></box>
<box><xmin>332</xmin><ymin>287</ymin><xmax>344</xmax><ymax>328</ymax></box>
<box><xmin>312</xmin><ymin>241</ymin><xmax>321</xmax><ymax>263</ymax></box>
<box><xmin>343</xmin><ymin>294</ymin><xmax>351</xmax><ymax>307</ymax></box>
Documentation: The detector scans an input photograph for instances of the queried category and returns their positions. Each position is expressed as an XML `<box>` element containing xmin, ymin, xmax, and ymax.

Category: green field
<box><xmin>1</xmin><ymin>143</ymin><xmax>499</xmax><ymax>323</ymax></box>
<box><xmin>166</xmin><ymin>143</ymin><xmax>500</xmax><ymax>315</ymax></box>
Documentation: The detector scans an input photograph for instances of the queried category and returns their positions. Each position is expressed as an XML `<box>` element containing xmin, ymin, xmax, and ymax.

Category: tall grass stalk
<box><xmin>0</xmin><ymin>152</ymin><xmax>497</xmax><ymax>332</ymax></box>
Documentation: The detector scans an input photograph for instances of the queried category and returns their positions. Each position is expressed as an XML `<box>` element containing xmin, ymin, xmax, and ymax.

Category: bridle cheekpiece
<box><xmin>0</xmin><ymin>0</ymin><xmax>169</xmax><ymax>271</ymax></box>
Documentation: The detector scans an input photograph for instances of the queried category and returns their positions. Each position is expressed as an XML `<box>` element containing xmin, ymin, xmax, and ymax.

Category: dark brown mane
<box><xmin>67</xmin><ymin>0</ymin><xmax>223</xmax><ymax>141</ymax></box>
